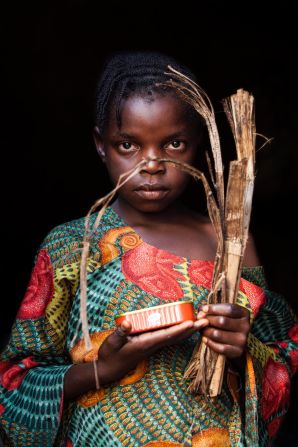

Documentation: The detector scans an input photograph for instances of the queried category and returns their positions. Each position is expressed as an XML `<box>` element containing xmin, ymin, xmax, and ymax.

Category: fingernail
<box><xmin>202</xmin><ymin>336</ymin><xmax>208</xmax><ymax>344</ymax></box>
<box><xmin>202</xmin><ymin>305</ymin><xmax>209</xmax><ymax>312</ymax></box>
<box><xmin>116</xmin><ymin>326</ymin><xmax>126</xmax><ymax>336</ymax></box>
<box><xmin>194</xmin><ymin>319</ymin><xmax>208</xmax><ymax>328</ymax></box>
<box><xmin>197</xmin><ymin>311</ymin><xmax>206</xmax><ymax>319</ymax></box>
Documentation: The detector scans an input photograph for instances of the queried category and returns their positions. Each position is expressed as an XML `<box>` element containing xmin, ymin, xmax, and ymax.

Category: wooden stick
<box><xmin>182</xmin><ymin>85</ymin><xmax>256</xmax><ymax>396</ymax></box>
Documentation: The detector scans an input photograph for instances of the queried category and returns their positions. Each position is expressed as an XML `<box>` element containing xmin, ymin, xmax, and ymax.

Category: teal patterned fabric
<box><xmin>0</xmin><ymin>207</ymin><xmax>297</xmax><ymax>447</ymax></box>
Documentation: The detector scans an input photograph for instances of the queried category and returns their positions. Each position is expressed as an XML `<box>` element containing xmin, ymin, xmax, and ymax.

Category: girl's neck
<box><xmin>111</xmin><ymin>198</ymin><xmax>192</xmax><ymax>227</ymax></box>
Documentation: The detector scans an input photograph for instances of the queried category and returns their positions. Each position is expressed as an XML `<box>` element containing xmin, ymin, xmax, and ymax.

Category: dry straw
<box><xmin>78</xmin><ymin>66</ymin><xmax>256</xmax><ymax>397</ymax></box>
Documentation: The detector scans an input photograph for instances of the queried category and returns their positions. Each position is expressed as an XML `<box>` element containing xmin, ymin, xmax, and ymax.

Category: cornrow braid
<box><xmin>94</xmin><ymin>50</ymin><xmax>201</xmax><ymax>134</ymax></box>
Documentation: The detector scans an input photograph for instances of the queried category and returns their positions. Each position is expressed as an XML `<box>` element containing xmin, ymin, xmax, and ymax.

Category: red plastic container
<box><xmin>115</xmin><ymin>300</ymin><xmax>196</xmax><ymax>334</ymax></box>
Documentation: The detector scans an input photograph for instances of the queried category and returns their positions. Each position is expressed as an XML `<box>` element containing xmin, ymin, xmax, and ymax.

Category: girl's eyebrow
<box><xmin>114</xmin><ymin>132</ymin><xmax>135</xmax><ymax>139</ymax></box>
<box><xmin>113</xmin><ymin>131</ymin><xmax>189</xmax><ymax>140</ymax></box>
<box><xmin>163</xmin><ymin>131</ymin><xmax>189</xmax><ymax>139</ymax></box>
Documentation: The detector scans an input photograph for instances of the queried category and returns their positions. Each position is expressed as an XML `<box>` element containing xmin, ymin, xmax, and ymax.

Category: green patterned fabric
<box><xmin>1</xmin><ymin>207</ymin><xmax>297</xmax><ymax>447</ymax></box>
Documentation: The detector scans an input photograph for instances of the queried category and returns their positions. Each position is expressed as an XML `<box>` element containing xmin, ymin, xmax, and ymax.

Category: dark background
<box><xmin>1</xmin><ymin>1</ymin><xmax>297</xmax><ymax>445</ymax></box>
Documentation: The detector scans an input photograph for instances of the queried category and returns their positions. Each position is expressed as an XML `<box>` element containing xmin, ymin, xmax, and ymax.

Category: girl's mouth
<box><xmin>134</xmin><ymin>183</ymin><xmax>169</xmax><ymax>200</ymax></box>
<box><xmin>135</xmin><ymin>189</ymin><xmax>169</xmax><ymax>200</ymax></box>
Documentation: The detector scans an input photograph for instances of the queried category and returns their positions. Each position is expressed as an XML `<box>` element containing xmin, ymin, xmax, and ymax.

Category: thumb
<box><xmin>107</xmin><ymin>320</ymin><xmax>132</xmax><ymax>351</ymax></box>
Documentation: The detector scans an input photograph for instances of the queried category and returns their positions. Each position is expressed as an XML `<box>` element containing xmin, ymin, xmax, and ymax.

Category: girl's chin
<box><xmin>129</xmin><ymin>201</ymin><xmax>176</xmax><ymax>214</ymax></box>
<box><xmin>116</xmin><ymin>193</ymin><xmax>183</xmax><ymax>214</ymax></box>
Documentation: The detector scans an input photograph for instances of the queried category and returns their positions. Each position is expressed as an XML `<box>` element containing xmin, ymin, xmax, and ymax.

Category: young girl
<box><xmin>0</xmin><ymin>51</ymin><xmax>297</xmax><ymax>447</ymax></box>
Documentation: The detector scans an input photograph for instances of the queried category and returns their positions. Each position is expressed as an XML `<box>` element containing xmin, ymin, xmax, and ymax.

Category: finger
<box><xmin>202</xmin><ymin>303</ymin><xmax>250</xmax><ymax>319</ymax></box>
<box><xmin>103</xmin><ymin>321</ymin><xmax>132</xmax><ymax>351</ymax></box>
<box><xmin>204</xmin><ymin>315</ymin><xmax>250</xmax><ymax>333</ymax></box>
<box><xmin>201</xmin><ymin>337</ymin><xmax>243</xmax><ymax>359</ymax></box>
<box><xmin>116</xmin><ymin>320</ymin><xmax>132</xmax><ymax>336</ymax></box>
<box><xmin>202</xmin><ymin>327</ymin><xmax>248</xmax><ymax>347</ymax></box>
<box><xmin>197</xmin><ymin>310</ymin><xmax>207</xmax><ymax>320</ymax></box>
<box><xmin>167</xmin><ymin>318</ymin><xmax>209</xmax><ymax>345</ymax></box>
<box><xmin>193</xmin><ymin>318</ymin><xmax>209</xmax><ymax>330</ymax></box>
<box><xmin>143</xmin><ymin>320</ymin><xmax>194</xmax><ymax>340</ymax></box>
<box><xmin>155</xmin><ymin>319</ymin><xmax>209</xmax><ymax>350</ymax></box>
<box><xmin>123</xmin><ymin>320</ymin><xmax>207</xmax><ymax>358</ymax></box>
<box><xmin>135</xmin><ymin>320</ymin><xmax>196</xmax><ymax>351</ymax></box>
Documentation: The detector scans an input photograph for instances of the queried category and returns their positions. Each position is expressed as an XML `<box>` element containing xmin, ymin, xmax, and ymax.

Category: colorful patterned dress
<box><xmin>0</xmin><ymin>207</ymin><xmax>297</xmax><ymax>447</ymax></box>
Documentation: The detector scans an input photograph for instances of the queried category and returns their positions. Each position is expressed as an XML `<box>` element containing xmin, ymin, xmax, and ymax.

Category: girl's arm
<box><xmin>64</xmin><ymin>318</ymin><xmax>209</xmax><ymax>401</ymax></box>
<box><xmin>64</xmin><ymin>362</ymin><xmax>98</xmax><ymax>400</ymax></box>
<box><xmin>0</xmin><ymin>249</ymin><xmax>72</xmax><ymax>447</ymax></box>
<box><xmin>0</xmin><ymin>219</ymin><xmax>87</xmax><ymax>446</ymax></box>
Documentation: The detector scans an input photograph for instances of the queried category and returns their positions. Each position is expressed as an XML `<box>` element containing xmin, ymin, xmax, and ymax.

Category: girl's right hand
<box><xmin>97</xmin><ymin>317</ymin><xmax>209</xmax><ymax>385</ymax></box>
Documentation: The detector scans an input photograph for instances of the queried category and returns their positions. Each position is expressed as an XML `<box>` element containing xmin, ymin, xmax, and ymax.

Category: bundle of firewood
<box><xmin>166</xmin><ymin>67</ymin><xmax>256</xmax><ymax>396</ymax></box>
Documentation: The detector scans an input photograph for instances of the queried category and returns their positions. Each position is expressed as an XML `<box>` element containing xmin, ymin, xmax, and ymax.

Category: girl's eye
<box><xmin>167</xmin><ymin>140</ymin><xmax>185</xmax><ymax>150</ymax></box>
<box><xmin>118</xmin><ymin>142</ymin><xmax>138</xmax><ymax>151</ymax></box>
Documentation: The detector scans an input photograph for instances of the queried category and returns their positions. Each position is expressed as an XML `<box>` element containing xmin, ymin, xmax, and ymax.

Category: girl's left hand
<box><xmin>198</xmin><ymin>303</ymin><xmax>250</xmax><ymax>359</ymax></box>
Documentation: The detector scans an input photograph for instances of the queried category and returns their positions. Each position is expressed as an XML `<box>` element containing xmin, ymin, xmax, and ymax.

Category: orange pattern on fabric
<box><xmin>192</xmin><ymin>428</ymin><xmax>230</xmax><ymax>446</ymax></box>
<box><xmin>99</xmin><ymin>227</ymin><xmax>142</xmax><ymax>265</ymax></box>
<box><xmin>119</xmin><ymin>359</ymin><xmax>149</xmax><ymax>385</ymax></box>
<box><xmin>70</xmin><ymin>330</ymin><xmax>113</xmax><ymax>363</ymax></box>
<box><xmin>122</xmin><ymin>242</ymin><xmax>185</xmax><ymax>300</ymax></box>
<box><xmin>141</xmin><ymin>428</ymin><xmax>231</xmax><ymax>447</ymax></box>
<box><xmin>78</xmin><ymin>389</ymin><xmax>105</xmax><ymax>407</ymax></box>
<box><xmin>70</xmin><ymin>330</ymin><xmax>148</xmax><ymax>407</ymax></box>
<box><xmin>143</xmin><ymin>442</ymin><xmax>181</xmax><ymax>447</ymax></box>
<box><xmin>246</xmin><ymin>353</ymin><xmax>256</xmax><ymax>395</ymax></box>
<box><xmin>120</xmin><ymin>233</ymin><xmax>142</xmax><ymax>250</ymax></box>
<box><xmin>70</xmin><ymin>331</ymin><xmax>113</xmax><ymax>406</ymax></box>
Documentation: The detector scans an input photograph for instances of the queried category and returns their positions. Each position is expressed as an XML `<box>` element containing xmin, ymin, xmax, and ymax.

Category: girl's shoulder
<box><xmin>39</xmin><ymin>207</ymin><xmax>122</xmax><ymax>267</ymax></box>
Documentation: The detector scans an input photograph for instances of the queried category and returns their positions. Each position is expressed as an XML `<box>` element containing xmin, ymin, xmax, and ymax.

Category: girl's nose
<box><xmin>140</xmin><ymin>156</ymin><xmax>165</xmax><ymax>175</ymax></box>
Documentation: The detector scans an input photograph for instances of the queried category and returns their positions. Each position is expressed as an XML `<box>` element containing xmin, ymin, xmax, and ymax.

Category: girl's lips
<box><xmin>135</xmin><ymin>189</ymin><xmax>169</xmax><ymax>200</ymax></box>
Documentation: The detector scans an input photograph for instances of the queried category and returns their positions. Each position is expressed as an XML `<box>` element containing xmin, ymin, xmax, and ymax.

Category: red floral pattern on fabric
<box><xmin>0</xmin><ymin>404</ymin><xmax>5</xmax><ymax>416</ymax></box>
<box><xmin>288</xmin><ymin>350</ymin><xmax>298</xmax><ymax>373</ymax></box>
<box><xmin>188</xmin><ymin>260</ymin><xmax>213</xmax><ymax>289</ymax></box>
<box><xmin>66</xmin><ymin>439</ymin><xmax>73</xmax><ymax>447</ymax></box>
<box><xmin>288</xmin><ymin>324</ymin><xmax>298</xmax><ymax>343</ymax></box>
<box><xmin>0</xmin><ymin>360</ymin><xmax>12</xmax><ymax>375</ymax></box>
<box><xmin>239</xmin><ymin>278</ymin><xmax>265</xmax><ymax>316</ymax></box>
<box><xmin>273</xmin><ymin>325</ymin><xmax>298</xmax><ymax>374</ymax></box>
<box><xmin>261</xmin><ymin>358</ymin><xmax>290</xmax><ymax>421</ymax></box>
<box><xmin>121</xmin><ymin>242</ymin><xmax>185</xmax><ymax>300</ymax></box>
<box><xmin>17</xmin><ymin>249</ymin><xmax>54</xmax><ymax>320</ymax></box>
<box><xmin>267</xmin><ymin>416</ymin><xmax>283</xmax><ymax>439</ymax></box>
<box><xmin>0</xmin><ymin>357</ymin><xmax>38</xmax><ymax>390</ymax></box>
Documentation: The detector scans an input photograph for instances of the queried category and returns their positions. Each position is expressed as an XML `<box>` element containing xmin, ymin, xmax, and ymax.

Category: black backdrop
<box><xmin>1</xmin><ymin>1</ymin><xmax>297</xmax><ymax>444</ymax></box>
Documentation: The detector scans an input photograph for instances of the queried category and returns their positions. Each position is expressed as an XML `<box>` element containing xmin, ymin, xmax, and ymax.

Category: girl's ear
<box><xmin>93</xmin><ymin>126</ymin><xmax>106</xmax><ymax>162</ymax></box>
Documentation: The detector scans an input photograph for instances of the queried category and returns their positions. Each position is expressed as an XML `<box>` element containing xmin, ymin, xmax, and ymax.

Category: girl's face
<box><xmin>94</xmin><ymin>93</ymin><xmax>202</xmax><ymax>214</ymax></box>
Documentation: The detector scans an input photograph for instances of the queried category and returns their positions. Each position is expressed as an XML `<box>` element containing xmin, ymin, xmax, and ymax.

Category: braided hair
<box><xmin>94</xmin><ymin>51</ymin><xmax>202</xmax><ymax>134</ymax></box>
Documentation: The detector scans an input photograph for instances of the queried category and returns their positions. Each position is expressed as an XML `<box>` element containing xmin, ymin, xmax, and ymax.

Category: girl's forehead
<box><xmin>109</xmin><ymin>93</ymin><xmax>193</xmax><ymax>131</ymax></box>
<box><xmin>124</xmin><ymin>94</ymin><xmax>185</xmax><ymax>116</ymax></box>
